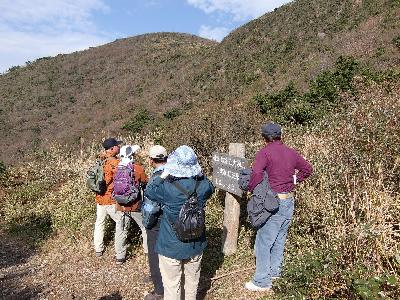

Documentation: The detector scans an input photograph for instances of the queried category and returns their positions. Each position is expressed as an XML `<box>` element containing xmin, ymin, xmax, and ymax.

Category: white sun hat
<box><xmin>119</xmin><ymin>145</ymin><xmax>140</xmax><ymax>166</ymax></box>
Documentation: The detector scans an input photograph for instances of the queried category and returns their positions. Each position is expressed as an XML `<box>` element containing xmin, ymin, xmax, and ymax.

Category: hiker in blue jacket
<box><xmin>144</xmin><ymin>145</ymin><xmax>214</xmax><ymax>300</ymax></box>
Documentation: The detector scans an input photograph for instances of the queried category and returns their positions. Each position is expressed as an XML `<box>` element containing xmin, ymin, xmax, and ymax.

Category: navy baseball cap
<box><xmin>102</xmin><ymin>138</ymin><xmax>123</xmax><ymax>150</ymax></box>
<box><xmin>261</xmin><ymin>122</ymin><xmax>282</xmax><ymax>138</ymax></box>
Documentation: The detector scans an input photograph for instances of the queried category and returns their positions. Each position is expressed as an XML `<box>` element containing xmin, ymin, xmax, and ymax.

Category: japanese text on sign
<box><xmin>212</xmin><ymin>153</ymin><xmax>247</xmax><ymax>170</ymax></box>
<box><xmin>212</xmin><ymin>152</ymin><xmax>248</xmax><ymax>197</ymax></box>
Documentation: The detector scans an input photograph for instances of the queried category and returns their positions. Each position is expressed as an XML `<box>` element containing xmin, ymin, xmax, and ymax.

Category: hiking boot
<box><xmin>144</xmin><ymin>291</ymin><xmax>163</xmax><ymax>300</ymax></box>
<box><xmin>244</xmin><ymin>281</ymin><xmax>273</xmax><ymax>292</ymax></box>
<box><xmin>95</xmin><ymin>251</ymin><xmax>103</xmax><ymax>257</ymax></box>
<box><xmin>115</xmin><ymin>258</ymin><xmax>126</xmax><ymax>265</ymax></box>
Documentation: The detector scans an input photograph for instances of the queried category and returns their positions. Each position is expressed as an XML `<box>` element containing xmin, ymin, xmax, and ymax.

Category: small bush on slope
<box><xmin>253</xmin><ymin>56</ymin><xmax>362</xmax><ymax>125</ymax></box>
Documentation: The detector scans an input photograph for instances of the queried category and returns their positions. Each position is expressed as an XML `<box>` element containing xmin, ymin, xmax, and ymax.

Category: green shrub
<box><xmin>254</xmin><ymin>81</ymin><xmax>315</xmax><ymax>125</ymax></box>
<box><xmin>7</xmin><ymin>65</ymin><xmax>21</xmax><ymax>72</ymax></box>
<box><xmin>274</xmin><ymin>248</ymin><xmax>343</xmax><ymax>298</ymax></box>
<box><xmin>254</xmin><ymin>56</ymin><xmax>361</xmax><ymax>125</ymax></box>
<box><xmin>390</xmin><ymin>0</ymin><xmax>400</xmax><ymax>8</ymax></box>
<box><xmin>281</xmin><ymin>98</ymin><xmax>314</xmax><ymax>124</ymax></box>
<box><xmin>375</xmin><ymin>47</ymin><xmax>386</xmax><ymax>57</ymax></box>
<box><xmin>35</xmin><ymin>56</ymin><xmax>51</xmax><ymax>62</ymax></box>
<box><xmin>7</xmin><ymin>213</ymin><xmax>53</xmax><ymax>247</ymax></box>
<box><xmin>306</xmin><ymin>71</ymin><xmax>338</xmax><ymax>105</ymax></box>
<box><xmin>122</xmin><ymin>108</ymin><xmax>154</xmax><ymax>133</ymax></box>
<box><xmin>163</xmin><ymin>108</ymin><xmax>182</xmax><ymax>120</ymax></box>
<box><xmin>306</xmin><ymin>56</ymin><xmax>359</xmax><ymax>103</ymax></box>
<box><xmin>254</xmin><ymin>82</ymin><xmax>297</xmax><ymax>113</ymax></box>
<box><xmin>0</xmin><ymin>160</ymin><xmax>6</xmax><ymax>175</ymax></box>
<box><xmin>0</xmin><ymin>160</ymin><xmax>7</xmax><ymax>186</ymax></box>
<box><xmin>330</xmin><ymin>56</ymin><xmax>359</xmax><ymax>90</ymax></box>
<box><xmin>352</xmin><ymin>274</ymin><xmax>398</xmax><ymax>300</ymax></box>
<box><xmin>275</xmin><ymin>247</ymin><xmax>400</xmax><ymax>299</ymax></box>
<box><xmin>392</xmin><ymin>36</ymin><xmax>400</xmax><ymax>49</ymax></box>
<box><xmin>68</xmin><ymin>96</ymin><xmax>76</xmax><ymax>103</ymax></box>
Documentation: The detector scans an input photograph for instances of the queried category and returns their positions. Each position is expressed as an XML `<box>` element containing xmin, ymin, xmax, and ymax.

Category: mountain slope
<box><xmin>0</xmin><ymin>33</ymin><xmax>216</xmax><ymax>163</ymax></box>
<box><xmin>163</xmin><ymin>0</ymin><xmax>400</xmax><ymax>159</ymax></box>
<box><xmin>0</xmin><ymin>0</ymin><xmax>399</xmax><ymax>164</ymax></box>
<box><xmin>192</xmin><ymin>0</ymin><xmax>400</xmax><ymax>100</ymax></box>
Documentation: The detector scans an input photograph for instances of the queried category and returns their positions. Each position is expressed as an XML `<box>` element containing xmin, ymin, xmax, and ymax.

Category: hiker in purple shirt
<box><xmin>245</xmin><ymin>122</ymin><xmax>313</xmax><ymax>293</ymax></box>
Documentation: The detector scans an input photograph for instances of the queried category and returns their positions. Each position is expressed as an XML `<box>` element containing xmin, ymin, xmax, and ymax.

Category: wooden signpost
<box><xmin>212</xmin><ymin>143</ymin><xmax>248</xmax><ymax>255</ymax></box>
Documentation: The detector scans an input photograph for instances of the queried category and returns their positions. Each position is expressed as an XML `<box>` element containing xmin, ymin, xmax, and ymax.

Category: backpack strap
<box><xmin>153</xmin><ymin>169</ymin><xmax>163</xmax><ymax>176</ymax></box>
<box><xmin>128</xmin><ymin>163</ymin><xmax>136</xmax><ymax>183</ymax></box>
<box><xmin>171</xmin><ymin>179</ymin><xmax>200</xmax><ymax>198</ymax></box>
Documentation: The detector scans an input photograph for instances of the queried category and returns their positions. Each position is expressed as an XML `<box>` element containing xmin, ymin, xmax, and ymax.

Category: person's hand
<box><xmin>160</xmin><ymin>171</ymin><xmax>170</xmax><ymax>179</ymax></box>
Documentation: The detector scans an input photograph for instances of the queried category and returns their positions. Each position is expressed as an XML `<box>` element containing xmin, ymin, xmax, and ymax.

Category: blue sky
<box><xmin>0</xmin><ymin>0</ymin><xmax>292</xmax><ymax>73</ymax></box>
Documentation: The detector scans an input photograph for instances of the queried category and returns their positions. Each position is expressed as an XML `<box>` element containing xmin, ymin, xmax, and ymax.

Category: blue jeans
<box><xmin>252</xmin><ymin>198</ymin><xmax>294</xmax><ymax>288</ymax></box>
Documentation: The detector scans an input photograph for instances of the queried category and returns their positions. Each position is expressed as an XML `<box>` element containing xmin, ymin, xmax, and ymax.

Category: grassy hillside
<box><xmin>1</xmin><ymin>0</ymin><xmax>399</xmax><ymax>164</ymax></box>
<box><xmin>0</xmin><ymin>33</ymin><xmax>216</xmax><ymax>163</ymax></box>
<box><xmin>188</xmin><ymin>0</ymin><xmax>399</xmax><ymax>103</ymax></box>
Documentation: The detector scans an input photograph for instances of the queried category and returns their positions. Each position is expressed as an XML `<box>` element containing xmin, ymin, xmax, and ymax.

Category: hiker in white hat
<box><xmin>113</xmin><ymin>144</ymin><xmax>149</xmax><ymax>264</ymax></box>
<box><xmin>143</xmin><ymin>145</ymin><xmax>169</xmax><ymax>300</ymax></box>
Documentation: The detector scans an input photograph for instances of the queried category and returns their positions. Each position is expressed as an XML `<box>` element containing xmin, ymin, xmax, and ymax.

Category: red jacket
<box><xmin>95</xmin><ymin>154</ymin><xmax>119</xmax><ymax>205</ymax></box>
<box><xmin>249</xmin><ymin>141</ymin><xmax>312</xmax><ymax>193</ymax></box>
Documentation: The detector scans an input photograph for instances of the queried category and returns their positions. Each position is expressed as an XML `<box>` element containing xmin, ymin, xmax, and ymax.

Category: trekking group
<box><xmin>87</xmin><ymin>122</ymin><xmax>312</xmax><ymax>300</ymax></box>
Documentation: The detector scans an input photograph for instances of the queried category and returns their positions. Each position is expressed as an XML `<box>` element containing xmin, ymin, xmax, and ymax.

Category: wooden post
<box><xmin>222</xmin><ymin>143</ymin><xmax>245</xmax><ymax>255</ymax></box>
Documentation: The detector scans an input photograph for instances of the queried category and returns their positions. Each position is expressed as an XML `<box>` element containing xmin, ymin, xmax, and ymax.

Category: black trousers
<box><xmin>146</xmin><ymin>227</ymin><xmax>164</xmax><ymax>295</ymax></box>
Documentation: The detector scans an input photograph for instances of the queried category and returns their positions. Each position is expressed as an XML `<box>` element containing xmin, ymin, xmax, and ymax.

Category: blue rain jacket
<box><xmin>144</xmin><ymin>175</ymin><xmax>214</xmax><ymax>259</ymax></box>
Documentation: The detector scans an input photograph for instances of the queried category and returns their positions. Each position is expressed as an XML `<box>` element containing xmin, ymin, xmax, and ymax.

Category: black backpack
<box><xmin>169</xmin><ymin>179</ymin><xmax>205</xmax><ymax>242</ymax></box>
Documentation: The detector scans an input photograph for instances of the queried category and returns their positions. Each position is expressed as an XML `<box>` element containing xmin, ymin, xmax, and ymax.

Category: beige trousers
<box><xmin>93</xmin><ymin>205</ymin><xmax>148</xmax><ymax>259</ymax></box>
<box><xmin>158</xmin><ymin>253</ymin><xmax>203</xmax><ymax>300</ymax></box>
<box><xmin>93</xmin><ymin>204</ymin><xmax>127</xmax><ymax>259</ymax></box>
<box><xmin>124</xmin><ymin>211</ymin><xmax>148</xmax><ymax>254</ymax></box>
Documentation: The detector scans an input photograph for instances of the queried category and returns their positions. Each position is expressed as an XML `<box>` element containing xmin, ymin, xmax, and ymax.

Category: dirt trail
<box><xmin>0</xmin><ymin>230</ymin><xmax>152</xmax><ymax>300</ymax></box>
<box><xmin>0</xmin><ymin>228</ymin><xmax>268</xmax><ymax>300</ymax></box>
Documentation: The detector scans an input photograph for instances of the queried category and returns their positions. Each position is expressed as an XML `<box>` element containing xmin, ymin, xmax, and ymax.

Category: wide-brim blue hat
<box><xmin>164</xmin><ymin>145</ymin><xmax>202</xmax><ymax>178</ymax></box>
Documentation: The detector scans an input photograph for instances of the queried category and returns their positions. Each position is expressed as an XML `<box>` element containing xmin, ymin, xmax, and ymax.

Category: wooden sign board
<box><xmin>212</xmin><ymin>152</ymin><xmax>249</xmax><ymax>197</ymax></box>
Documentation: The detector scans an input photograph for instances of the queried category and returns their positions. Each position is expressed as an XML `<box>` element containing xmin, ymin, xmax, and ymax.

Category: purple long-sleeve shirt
<box><xmin>248</xmin><ymin>141</ymin><xmax>313</xmax><ymax>193</ymax></box>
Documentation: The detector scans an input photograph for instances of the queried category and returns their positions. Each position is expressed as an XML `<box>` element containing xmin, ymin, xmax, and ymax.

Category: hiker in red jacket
<box><xmin>245</xmin><ymin>123</ymin><xmax>313</xmax><ymax>292</ymax></box>
<box><xmin>93</xmin><ymin>138</ymin><xmax>124</xmax><ymax>262</ymax></box>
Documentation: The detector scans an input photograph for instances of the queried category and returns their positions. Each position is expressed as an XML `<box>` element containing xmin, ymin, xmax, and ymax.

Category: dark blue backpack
<box><xmin>141</xmin><ymin>196</ymin><xmax>162</xmax><ymax>229</ymax></box>
<box><xmin>141</xmin><ymin>170</ymin><xmax>163</xmax><ymax>229</ymax></box>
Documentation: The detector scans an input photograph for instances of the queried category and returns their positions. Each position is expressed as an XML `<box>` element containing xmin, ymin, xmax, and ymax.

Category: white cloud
<box><xmin>0</xmin><ymin>27</ymin><xmax>108</xmax><ymax>72</ymax></box>
<box><xmin>198</xmin><ymin>25</ymin><xmax>230</xmax><ymax>42</ymax></box>
<box><xmin>0</xmin><ymin>0</ymin><xmax>108</xmax><ymax>29</ymax></box>
<box><xmin>0</xmin><ymin>0</ymin><xmax>110</xmax><ymax>73</ymax></box>
<box><xmin>187</xmin><ymin>0</ymin><xmax>292</xmax><ymax>21</ymax></box>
